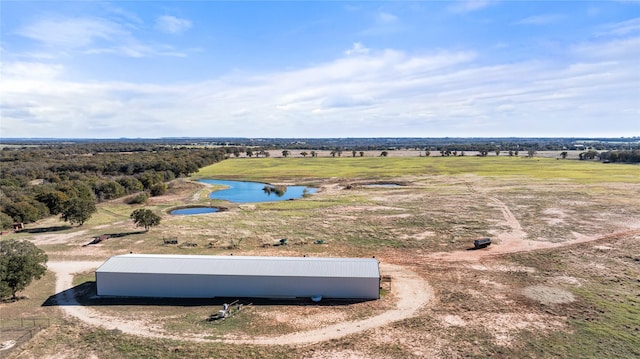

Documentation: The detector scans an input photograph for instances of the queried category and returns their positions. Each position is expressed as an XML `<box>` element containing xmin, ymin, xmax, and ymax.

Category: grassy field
<box><xmin>195</xmin><ymin>156</ymin><xmax>640</xmax><ymax>184</ymax></box>
<box><xmin>2</xmin><ymin>156</ymin><xmax>640</xmax><ymax>358</ymax></box>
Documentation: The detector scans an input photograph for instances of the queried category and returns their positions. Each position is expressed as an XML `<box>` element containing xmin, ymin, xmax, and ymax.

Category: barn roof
<box><xmin>96</xmin><ymin>254</ymin><xmax>380</xmax><ymax>278</ymax></box>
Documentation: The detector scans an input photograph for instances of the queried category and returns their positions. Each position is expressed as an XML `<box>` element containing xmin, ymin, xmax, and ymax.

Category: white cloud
<box><xmin>15</xmin><ymin>16</ymin><xmax>188</xmax><ymax>58</ymax></box>
<box><xmin>345</xmin><ymin>42</ymin><xmax>370</xmax><ymax>56</ymax></box>
<box><xmin>155</xmin><ymin>15</ymin><xmax>192</xmax><ymax>34</ymax></box>
<box><xmin>1</xmin><ymin>62</ymin><xmax>64</xmax><ymax>79</ymax></box>
<box><xmin>448</xmin><ymin>0</ymin><xmax>497</xmax><ymax>14</ymax></box>
<box><xmin>358</xmin><ymin>10</ymin><xmax>403</xmax><ymax>36</ymax></box>
<box><xmin>515</xmin><ymin>14</ymin><xmax>565</xmax><ymax>25</ymax></box>
<box><xmin>597</xmin><ymin>17</ymin><xmax>640</xmax><ymax>36</ymax></box>
<box><xmin>2</xmin><ymin>35</ymin><xmax>638</xmax><ymax>138</ymax></box>
<box><xmin>17</xmin><ymin>17</ymin><xmax>126</xmax><ymax>48</ymax></box>
<box><xmin>377</xmin><ymin>12</ymin><xmax>398</xmax><ymax>24</ymax></box>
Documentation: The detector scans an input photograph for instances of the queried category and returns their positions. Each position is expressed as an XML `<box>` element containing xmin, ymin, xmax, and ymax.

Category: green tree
<box><xmin>138</xmin><ymin>171</ymin><xmax>164</xmax><ymax>190</ymax></box>
<box><xmin>4</xmin><ymin>201</ymin><xmax>41</xmax><ymax>224</ymax></box>
<box><xmin>282</xmin><ymin>150</ymin><xmax>290</xmax><ymax>158</ymax></box>
<box><xmin>117</xmin><ymin>177</ymin><xmax>144</xmax><ymax>194</ymax></box>
<box><xmin>130</xmin><ymin>208</ymin><xmax>161</xmax><ymax>232</ymax></box>
<box><xmin>246</xmin><ymin>149</ymin><xmax>254</xmax><ymax>158</ymax></box>
<box><xmin>300</xmin><ymin>151</ymin><xmax>308</xmax><ymax>158</ymax></box>
<box><xmin>0</xmin><ymin>212</ymin><xmax>14</xmax><ymax>230</ymax></box>
<box><xmin>61</xmin><ymin>197</ymin><xmax>96</xmax><ymax>226</ymax></box>
<box><xmin>0</xmin><ymin>239</ymin><xmax>48</xmax><ymax>300</ymax></box>
<box><xmin>35</xmin><ymin>190</ymin><xmax>69</xmax><ymax>215</ymax></box>
<box><xmin>560</xmin><ymin>151</ymin><xmax>568</xmax><ymax>159</ymax></box>
<box><xmin>94</xmin><ymin>180</ymin><xmax>125</xmax><ymax>201</ymax></box>
<box><xmin>149</xmin><ymin>182</ymin><xmax>167</xmax><ymax>196</ymax></box>
<box><xmin>380</xmin><ymin>151</ymin><xmax>389</xmax><ymax>157</ymax></box>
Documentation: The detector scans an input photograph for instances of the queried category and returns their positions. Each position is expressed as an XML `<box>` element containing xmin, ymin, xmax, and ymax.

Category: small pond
<box><xmin>200</xmin><ymin>179</ymin><xmax>317</xmax><ymax>203</ymax></box>
<box><xmin>170</xmin><ymin>207</ymin><xmax>219</xmax><ymax>215</ymax></box>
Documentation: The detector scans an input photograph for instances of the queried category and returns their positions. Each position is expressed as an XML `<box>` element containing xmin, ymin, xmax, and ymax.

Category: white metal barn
<box><xmin>96</xmin><ymin>254</ymin><xmax>380</xmax><ymax>301</ymax></box>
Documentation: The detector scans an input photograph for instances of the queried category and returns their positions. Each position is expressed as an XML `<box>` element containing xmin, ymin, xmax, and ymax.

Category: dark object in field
<box><xmin>83</xmin><ymin>234</ymin><xmax>110</xmax><ymax>247</ymax></box>
<box><xmin>473</xmin><ymin>237</ymin><xmax>492</xmax><ymax>249</ymax></box>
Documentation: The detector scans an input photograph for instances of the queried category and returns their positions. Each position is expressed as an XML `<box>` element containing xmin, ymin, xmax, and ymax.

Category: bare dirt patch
<box><xmin>522</xmin><ymin>285</ymin><xmax>576</xmax><ymax>305</ymax></box>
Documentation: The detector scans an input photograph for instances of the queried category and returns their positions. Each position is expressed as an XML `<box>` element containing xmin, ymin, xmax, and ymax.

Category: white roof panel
<box><xmin>96</xmin><ymin>254</ymin><xmax>380</xmax><ymax>279</ymax></box>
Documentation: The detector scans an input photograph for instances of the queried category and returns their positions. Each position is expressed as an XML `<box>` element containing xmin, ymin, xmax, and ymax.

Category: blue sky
<box><xmin>1</xmin><ymin>1</ymin><xmax>639</xmax><ymax>138</ymax></box>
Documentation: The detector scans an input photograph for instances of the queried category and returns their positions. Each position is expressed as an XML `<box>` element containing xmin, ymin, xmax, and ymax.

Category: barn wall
<box><xmin>96</xmin><ymin>272</ymin><xmax>379</xmax><ymax>299</ymax></box>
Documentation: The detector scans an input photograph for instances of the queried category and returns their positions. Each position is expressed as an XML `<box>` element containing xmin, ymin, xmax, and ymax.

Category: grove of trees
<box><xmin>0</xmin><ymin>143</ymin><xmax>229</xmax><ymax>229</ymax></box>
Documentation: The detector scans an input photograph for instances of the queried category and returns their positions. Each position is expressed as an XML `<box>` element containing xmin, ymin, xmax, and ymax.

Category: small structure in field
<box><xmin>473</xmin><ymin>237</ymin><xmax>492</xmax><ymax>249</ymax></box>
<box><xmin>83</xmin><ymin>234</ymin><xmax>111</xmax><ymax>247</ymax></box>
<box><xmin>96</xmin><ymin>254</ymin><xmax>381</xmax><ymax>301</ymax></box>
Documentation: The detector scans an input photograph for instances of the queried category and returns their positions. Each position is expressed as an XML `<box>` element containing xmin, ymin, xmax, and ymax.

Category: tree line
<box><xmin>0</xmin><ymin>144</ymin><xmax>230</xmax><ymax>229</ymax></box>
<box><xmin>598</xmin><ymin>150</ymin><xmax>640</xmax><ymax>163</ymax></box>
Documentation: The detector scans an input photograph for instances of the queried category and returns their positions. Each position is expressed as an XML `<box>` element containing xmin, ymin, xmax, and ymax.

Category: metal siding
<box><xmin>97</xmin><ymin>272</ymin><xmax>379</xmax><ymax>299</ymax></box>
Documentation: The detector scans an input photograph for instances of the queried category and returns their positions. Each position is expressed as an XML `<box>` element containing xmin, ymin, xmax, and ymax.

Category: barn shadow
<box><xmin>42</xmin><ymin>282</ymin><xmax>369</xmax><ymax>308</ymax></box>
<box><xmin>17</xmin><ymin>225</ymin><xmax>73</xmax><ymax>234</ymax></box>
<box><xmin>104</xmin><ymin>230</ymin><xmax>146</xmax><ymax>238</ymax></box>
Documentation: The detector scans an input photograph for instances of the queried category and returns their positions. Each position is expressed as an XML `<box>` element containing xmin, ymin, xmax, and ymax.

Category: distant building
<box><xmin>96</xmin><ymin>254</ymin><xmax>380</xmax><ymax>301</ymax></box>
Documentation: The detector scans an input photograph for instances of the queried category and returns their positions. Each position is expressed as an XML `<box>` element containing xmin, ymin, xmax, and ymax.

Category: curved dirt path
<box><xmin>48</xmin><ymin>262</ymin><xmax>433</xmax><ymax>345</ymax></box>
<box><xmin>428</xmin><ymin>197</ymin><xmax>640</xmax><ymax>262</ymax></box>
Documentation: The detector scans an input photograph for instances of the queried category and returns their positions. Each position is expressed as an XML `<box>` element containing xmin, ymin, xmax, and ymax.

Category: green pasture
<box><xmin>195</xmin><ymin>157</ymin><xmax>640</xmax><ymax>184</ymax></box>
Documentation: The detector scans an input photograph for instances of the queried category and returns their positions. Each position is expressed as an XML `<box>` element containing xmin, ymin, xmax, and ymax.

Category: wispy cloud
<box><xmin>15</xmin><ymin>15</ymin><xmax>188</xmax><ymax>58</ymax></box>
<box><xmin>1</xmin><ymin>62</ymin><xmax>64</xmax><ymax>79</ymax></box>
<box><xmin>597</xmin><ymin>17</ymin><xmax>640</xmax><ymax>36</ymax></box>
<box><xmin>17</xmin><ymin>17</ymin><xmax>127</xmax><ymax>49</ymax></box>
<box><xmin>344</xmin><ymin>42</ymin><xmax>370</xmax><ymax>56</ymax></box>
<box><xmin>377</xmin><ymin>11</ymin><xmax>398</xmax><ymax>24</ymax></box>
<box><xmin>155</xmin><ymin>15</ymin><xmax>192</xmax><ymax>34</ymax></box>
<box><xmin>515</xmin><ymin>14</ymin><xmax>566</xmax><ymax>25</ymax></box>
<box><xmin>358</xmin><ymin>10</ymin><xmax>403</xmax><ymax>36</ymax></box>
<box><xmin>448</xmin><ymin>0</ymin><xmax>497</xmax><ymax>14</ymax></box>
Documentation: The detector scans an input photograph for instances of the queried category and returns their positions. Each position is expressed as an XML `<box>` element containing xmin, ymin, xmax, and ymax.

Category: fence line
<box><xmin>0</xmin><ymin>317</ymin><xmax>50</xmax><ymax>329</ymax></box>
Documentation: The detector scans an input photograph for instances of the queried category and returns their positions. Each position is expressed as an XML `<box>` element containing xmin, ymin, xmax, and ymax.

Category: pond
<box><xmin>170</xmin><ymin>207</ymin><xmax>219</xmax><ymax>215</ymax></box>
<box><xmin>200</xmin><ymin>179</ymin><xmax>317</xmax><ymax>203</ymax></box>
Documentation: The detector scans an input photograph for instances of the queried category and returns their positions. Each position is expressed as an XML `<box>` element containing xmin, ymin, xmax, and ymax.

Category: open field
<box><xmin>1</xmin><ymin>156</ymin><xmax>639</xmax><ymax>358</ymax></box>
